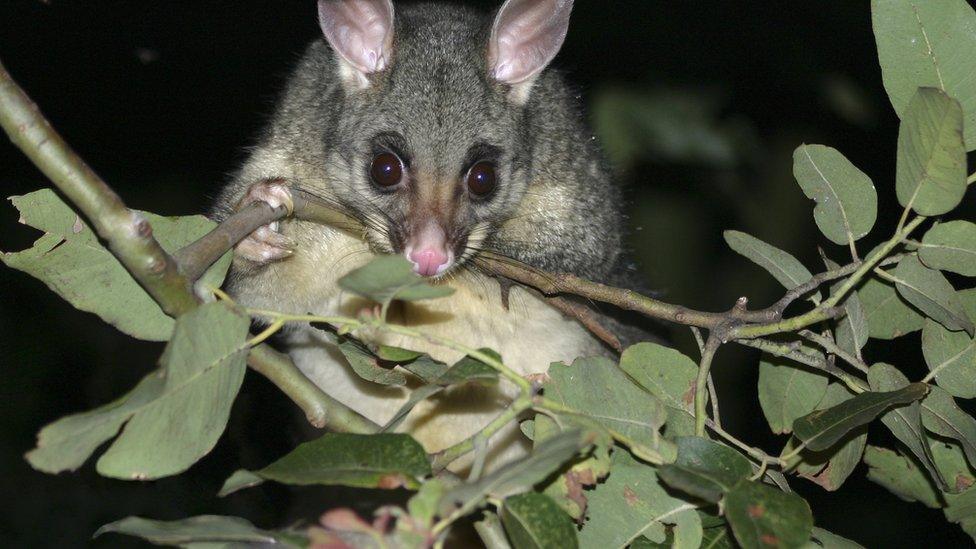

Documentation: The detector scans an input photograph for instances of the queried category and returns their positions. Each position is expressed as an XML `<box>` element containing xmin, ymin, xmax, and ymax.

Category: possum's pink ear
<box><xmin>488</xmin><ymin>0</ymin><xmax>574</xmax><ymax>85</ymax></box>
<box><xmin>318</xmin><ymin>0</ymin><xmax>395</xmax><ymax>84</ymax></box>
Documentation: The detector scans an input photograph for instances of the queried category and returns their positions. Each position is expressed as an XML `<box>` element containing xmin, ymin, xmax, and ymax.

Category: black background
<box><xmin>1</xmin><ymin>1</ymin><xmax>974</xmax><ymax>547</ymax></box>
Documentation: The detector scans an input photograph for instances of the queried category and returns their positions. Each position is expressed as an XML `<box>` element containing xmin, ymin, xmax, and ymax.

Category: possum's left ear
<box><xmin>487</xmin><ymin>0</ymin><xmax>574</xmax><ymax>89</ymax></box>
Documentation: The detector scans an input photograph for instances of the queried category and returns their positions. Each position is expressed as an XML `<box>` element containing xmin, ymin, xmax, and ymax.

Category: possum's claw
<box><xmin>234</xmin><ymin>179</ymin><xmax>294</xmax><ymax>264</ymax></box>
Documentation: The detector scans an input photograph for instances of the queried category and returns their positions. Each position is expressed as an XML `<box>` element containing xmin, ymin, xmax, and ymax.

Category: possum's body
<box><xmin>214</xmin><ymin>1</ymin><xmax>626</xmax><ymax>470</ymax></box>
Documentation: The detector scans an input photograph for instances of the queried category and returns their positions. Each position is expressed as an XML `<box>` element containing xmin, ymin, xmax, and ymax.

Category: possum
<box><xmin>212</xmin><ymin>0</ymin><xmax>631</xmax><ymax>470</ymax></box>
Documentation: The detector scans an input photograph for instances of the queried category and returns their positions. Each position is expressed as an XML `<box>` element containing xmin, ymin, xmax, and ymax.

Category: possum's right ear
<box><xmin>318</xmin><ymin>0</ymin><xmax>395</xmax><ymax>90</ymax></box>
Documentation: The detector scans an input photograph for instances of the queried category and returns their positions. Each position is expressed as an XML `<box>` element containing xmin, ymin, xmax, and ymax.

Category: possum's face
<box><xmin>317</xmin><ymin>0</ymin><xmax>573</xmax><ymax>277</ymax></box>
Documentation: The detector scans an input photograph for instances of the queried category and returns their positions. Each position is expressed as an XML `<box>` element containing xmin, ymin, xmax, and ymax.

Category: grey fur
<box><xmin>212</xmin><ymin>1</ymin><xmax>623</xmax><ymax>283</ymax></box>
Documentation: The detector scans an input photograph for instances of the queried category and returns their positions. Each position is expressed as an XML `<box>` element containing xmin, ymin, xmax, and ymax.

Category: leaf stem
<box><xmin>431</xmin><ymin>397</ymin><xmax>532</xmax><ymax>472</ymax></box>
<box><xmin>799</xmin><ymin>330</ymin><xmax>871</xmax><ymax>374</ymax></box>
<box><xmin>695</xmin><ymin>337</ymin><xmax>721</xmax><ymax>436</ymax></box>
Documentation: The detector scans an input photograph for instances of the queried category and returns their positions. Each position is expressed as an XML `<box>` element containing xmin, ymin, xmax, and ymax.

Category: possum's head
<box><xmin>316</xmin><ymin>0</ymin><xmax>574</xmax><ymax>277</ymax></box>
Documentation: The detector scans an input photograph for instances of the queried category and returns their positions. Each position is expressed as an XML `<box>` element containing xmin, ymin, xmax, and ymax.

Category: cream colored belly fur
<box><xmin>230</xmin><ymin>223</ymin><xmax>605</xmax><ymax>469</ymax></box>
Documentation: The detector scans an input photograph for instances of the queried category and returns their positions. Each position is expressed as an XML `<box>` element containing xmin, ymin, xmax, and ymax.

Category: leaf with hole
<box><xmin>758</xmin><ymin>357</ymin><xmax>829</xmax><ymax>435</ymax></box>
<box><xmin>873</xmin><ymin>0</ymin><xmax>976</xmax><ymax>150</ymax></box>
<box><xmin>892</xmin><ymin>255</ymin><xmax>973</xmax><ymax>335</ymax></box>
<box><xmin>501</xmin><ymin>492</ymin><xmax>578</xmax><ymax>549</ymax></box>
<box><xmin>338</xmin><ymin>255</ymin><xmax>454</xmax><ymax>306</ymax></box>
<box><xmin>724</xmin><ymin>480</ymin><xmax>813</xmax><ymax>549</ymax></box>
<box><xmin>657</xmin><ymin>437</ymin><xmax>752</xmax><ymax>503</ymax></box>
<box><xmin>218</xmin><ymin>433</ymin><xmax>431</xmax><ymax>496</ymax></box>
<box><xmin>922</xmin><ymin>289</ymin><xmax>976</xmax><ymax>398</ymax></box>
<box><xmin>792</xmin><ymin>144</ymin><xmax>877</xmax><ymax>247</ymax></box>
<box><xmin>893</xmin><ymin>88</ymin><xmax>967</xmax><ymax>215</ymax></box>
<box><xmin>919</xmin><ymin>221</ymin><xmax>976</xmax><ymax>277</ymax></box>
<box><xmin>2</xmin><ymin>189</ymin><xmax>232</xmax><ymax>341</ymax></box>
<box><xmin>580</xmin><ymin>450</ymin><xmax>702</xmax><ymax>548</ymax></box>
<box><xmin>724</xmin><ymin>230</ymin><xmax>816</xmax><ymax>295</ymax></box>
<box><xmin>793</xmin><ymin>383</ymin><xmax>928</xmax><ymax>452</ymax></box>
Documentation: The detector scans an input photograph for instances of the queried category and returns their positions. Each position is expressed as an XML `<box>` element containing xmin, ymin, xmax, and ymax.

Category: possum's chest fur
<box><xmin>228</xmin><ymin>224</ymin><xmax>605</xmax><ymax>468</ymax></box>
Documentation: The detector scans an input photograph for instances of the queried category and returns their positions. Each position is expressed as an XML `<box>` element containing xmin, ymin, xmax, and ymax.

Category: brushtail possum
<box><xmin>212</xmin><ymin>0</ymin><xmax>631</xmax><ymax>469</ymax></box>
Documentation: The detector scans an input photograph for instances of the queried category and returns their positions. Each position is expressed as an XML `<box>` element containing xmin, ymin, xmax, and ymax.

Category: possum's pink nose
<box><xmin>409</xmin><ymin>248</ymin><xmax>449</xmax><ymax>277</ymax></box>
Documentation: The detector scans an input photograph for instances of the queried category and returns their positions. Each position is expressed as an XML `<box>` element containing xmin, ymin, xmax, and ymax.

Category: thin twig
<box><xmin>695</xmin><ymin>336</ymin><xmax>721</xmax><ymax>437</ymax></box>
<box><xmin>545</xmin><ymin>296</ymin><xmax>622</xmax><ymax>352</ymax></box>
<box><xmin>707</xmin><ymin>373</ymin><xmax>722</xmax><ymax>429</ymax></box>
<box><xmin>799</xmin><ymin>329</ymin><xmax>870</xmax><ymax>374</ymax></box>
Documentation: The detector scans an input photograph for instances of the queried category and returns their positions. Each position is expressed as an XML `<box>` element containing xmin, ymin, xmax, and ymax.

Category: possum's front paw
<box><xmin>235</xmin><ymin>179</ymin><xmax>295</xmax><ymax>264</ymax></box>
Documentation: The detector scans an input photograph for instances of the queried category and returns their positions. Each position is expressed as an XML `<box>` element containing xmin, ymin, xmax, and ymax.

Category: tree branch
<box><xmin>0</xmin><ymin>57</ymin><xmax>377</xmax><ymax>435</ymax></box>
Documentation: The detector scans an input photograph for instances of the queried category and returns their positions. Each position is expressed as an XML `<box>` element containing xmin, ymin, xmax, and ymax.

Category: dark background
<box><xmin>1</xmin><ymin>1</ymin><xmax>974</xmax><ymax>547</ymax></box>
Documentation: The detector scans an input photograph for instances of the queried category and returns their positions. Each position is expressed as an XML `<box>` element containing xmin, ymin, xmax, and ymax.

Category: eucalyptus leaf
<box><xmin>724</xmin><ymin>230</ymin><xmax>816</xmax><ymax>295</ymax></box>
<box><xmin>442</xmin><ymin>430</ymin><xmax>591</xmax><ymax>516</ymax></box>
<box><xmin>218</xmin><ymin>433</ymin><xmax>431</xmax><ymax>495</ymax></box>
<box><xmin>920</xmin><ymin>386</ymin><xmax>976</xmax><ymax>470</ymax></box>
<box><xmin>619</xmin><ymin>342</ymin><xmax>699</xmax><ymax>437</ymax></box>
<box><xmin>863</xmin><ymin>445</ymin><xmax>941</xmax><ymax>508</ymax></box>
<box><xmin>792</xmin><ymin>144</ymin><xmax>877</xmax><ymax>247</ymax></box>
<box><xmin>381</xmin><ymin>385</ymin><xmax>445</xmax><ymax>433</ymax></box>
<box><xmin>657</xmin><ymin>437</ymin><xmax>752</xmax><ymax>503</ymax></box>
<box><xmin>873</xmin><ymin>0</ymin><xmax>976</xmax><ymax>150</ymax></box>
<box><xmin>580</xmin><ymin>450</ymin><xmax>702</xmax><ymax>549</ymax></box>
<box><xmin>435</xmin><ymin>349</ymin><xmax>501</xmax><ymax>386</ymax></box>
<box><xmin>94</xmin><ymin>515</ymin><xmax>297</xmax><ymax>547</ymax></box>
<box><xmin>825</xmin><ymin>258</ymin><xmax>869</xmax><ymax>356</ymax></box>
<box><xmin>891</xmin><ymin>254</ymin><xmax>973</xmax><ymax>335</ymax></box>
<box><xmin>545</xmin><ymin>358</ymin><xmax>670</xmax><ymax>460</ymax></box>
<box><xmin>758</xmin><ymin>357</ymin><xmax>829</xmax><ymax>435</ymax></box>
<box><xmin>791</xmin><ymin>384</ymin><xmax>869</xmax><ymax>491</ymax></box>
<box><xmin>858</xmin><ymin>276</ymin><xmax>925</xmax><ymax>339</ymax></box>
<box><xmin>338</xmin><ymin>338</ymin><xmax>407</xmax><ymax>387</ymax></box>
<box><xmin>894</xmin><ymin>88</ymin><xmax>967</xmax><ymax>215</ymax></box>
<box><xmin>922</xmin><ymin>289</ymin><xmax>976</xmax><ymax>398</ymax></box>
<box><xmin>793</xmin><ymin>383</ymin><xmax>928</xmax><ymax>451</ymax></box>
<box><xmin>338</xmin><ymin>255</ymin><xmax>454</xmax><ymax>306</ymax></box>
<box><xmin>501</xmin><ymin>492</ymin><xmax>578</xmax><ymax>549</ymax></box>
<box><xmin>868</xmin><ymin>363</ymin><xmax>949</xmax><ymax>491</ymax></box>
<box><xmin>919</xmin><ymin>221</ymin><xmax>976</xmax><ymax>277</ymax></box>
<box><xmin>2</xmin><ymin>189</ymin><xmax>231</xmax><ymax>342</ymax></box>
<box><xmin>724</xmin><ymin>480</ymin><xmax>814</xmax><ymax>549</ymax></box>
<box><xmin>806</xmin><ymin>527</ymin><xmax>866</xmax><ymax>549</ymax></box>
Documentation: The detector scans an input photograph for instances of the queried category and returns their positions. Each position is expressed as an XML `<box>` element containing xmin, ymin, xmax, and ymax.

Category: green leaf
<box><xmin>338</xmin><ymin>255</ymin><xmax>454</xmax><ymax>306</ymax></box>
<box><xmin>945</xmin><ymin>487</ymin><xmax>976</xmax><ymax>542</ymax></box>
<box><xmin>218</xmin><ymin>433</ymin><xmax>431</xmax><ymax>495</ymax></box>
<box><xmin>377</xmin><ymin>345</ymin><xmax>425</xmax><ymax>363</ymax></box>
<box><xmin>858</xmin><ymin>275</ymin><xmax>925</xmax><ymax>339</ymax></box>
<box><xmin>619</xmin><ymin>342</ymin><xmax>699</xmax><ymax>438</ymax></box>
<box><xmin>794</xmin><ymin>383</ymin><xmax>928</xmax><ymax>451</ymax></box>
<box><xmin>790</xmin><ymin>384</ymin><xmax>869</xmax><ymax>491</ymax></box>
<box><xmin>922</xmin><ymin>288</ymin><xmax>976</xmax><ymax>398</ymax></box>
<box><xmin>891</xmin><ymin>254</ymin><xmax>973</xmax><ymax>335</ymax></box>
<box><xmin>217</xmin><ymin>469</ymin><xmax>265</xmax><ymax>497</ymax></box>
<box><xmin>724</xmin><ymin>480</ymin><xmax>813</xmax><ymax>549</ymax></box>
<box><xmin>545</xmin><ymin>358</ymin><xmax>672</xmax><ymax>461</ymax></box>
<box><xmin>501</xmin><ymin>492</ymin><xmax>579</xmax><ymax>549</ymax></box>
<box><xmin>792</xmin><ymin>144</ymin><xmax>878</xmax><ymax>247</ymax></box>
<box><xmin>921</xmin><ymin>386</ymin><xmax>976</xmax><ymax>470</ymax></box>
<box><xmin>2</xmin><ymin>189</ymin><xmax>231</xmax><ymax>341</ymax></box>
<box><xmin>94</xmin><ymin>515</ymin><xmax>298</xmax><ymax>547</ymax></box>
<box><xmin>533</xmin><ymin>414</ymin><xmax>611</xmax><ymax>520</ymax></box>
<box><xmin>894</xmin><ymin>88</ymin><xmax>967</xmax><ymax>215</ymax></box>
<box><xmin>408</xmin><ymin>479</ymin><xmax>446</xmax><ymax>528</ymax></box>
<box><xmin>873</xmin><ymin>0</ymin><xmax>976</xmax><ymax>150</ymax></box>
<box><xmin>825</xmin><ymin>259</ymin><xmax>869</xmax><ymax>356</ymax></box>
<box><xmin>758</xmin><ymin>357</ymin><xmax>829</xmax><ymax>435</ymax></box>
<box><xmin>919</xmin><ymin>221</ymin><xmax>976</xmax><ymax>277</ymax></box>
<box><xmin>868</xmin><ymin>363</ymin><xmax>949</xmax><ymax>491</ymax></box>
<box><xmin>90</xmin><ymin>301</ymin><xmax>249</xmax><ymax>480</ymax></box>
<box><xmin>580</xmin><ymin>450</ymin><xmax>702</xmax><ymax>548</ymax></box>
<box><xmin>435</xmin><ymin>349</ymin><xmax>501</xmax><ymax>386</ymax></box>
<box><xmin>443</xmin><ymin>430</ymin><xmax>591</xmax><ymax>516</ymax></box>
<box><xmin>724</xmin><ymin>230</ymin><xmax>816</xmax><ymax>294</ymax></box>
<box><xmin>657</xmin><ymin>437</ymin><xmax>752</xmax><ymax>503</ymax></box>
<box><xmin>338</xmin><ymin>338</ymin><xmax>407</xmax><ymax>387</ymax></box>
<box><xmin>930</xmin><ymin>439</ymin><xmax>976</xmax><ymax>494</ymax></box>
<box><xmin>863</xmin><ymin>445</ymin><xmax>941</xmax><ymax>508</ymax></box>
<box><xmin>805</xmin><ymin>527</ymin><xmax>866</xmax><ymax>549</ymax></box>
<box><xmin>381</xmin><ymin>385</ymin><xmax>445</xmax><ymax>433</ymax></box>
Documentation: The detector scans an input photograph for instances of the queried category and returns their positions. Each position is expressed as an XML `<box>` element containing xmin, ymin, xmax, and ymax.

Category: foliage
<box><xmin>3</xmin><ymin>1</ymin><xmax>976</xmax><ymax>547</ymax></box>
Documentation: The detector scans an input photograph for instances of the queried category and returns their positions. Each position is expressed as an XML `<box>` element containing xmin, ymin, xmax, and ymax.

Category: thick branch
<box><xmin>176</xmin><ymin>201</ymin><xmax>285</xmax><ymax>281</ymax></box>
<box><xmin>0</xmin><ymin>58</ymin><xmax>375</xmax><ymax>434</ymax></box>
<box><xmin>0</xmin><ymin>58</ymin><xmax>197</xmax><ymax>317</ymax></box>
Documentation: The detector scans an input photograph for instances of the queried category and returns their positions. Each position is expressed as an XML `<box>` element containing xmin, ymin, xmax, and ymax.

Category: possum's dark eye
<box><xmin>370</xmin><ymin>152</ymin><xmax>404</xmax><ymax>189</ymax></box>
<box><xmin>466</xmin><ymin>161</ymin><xmax>496</xmax><ymax>198</ymax></box>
